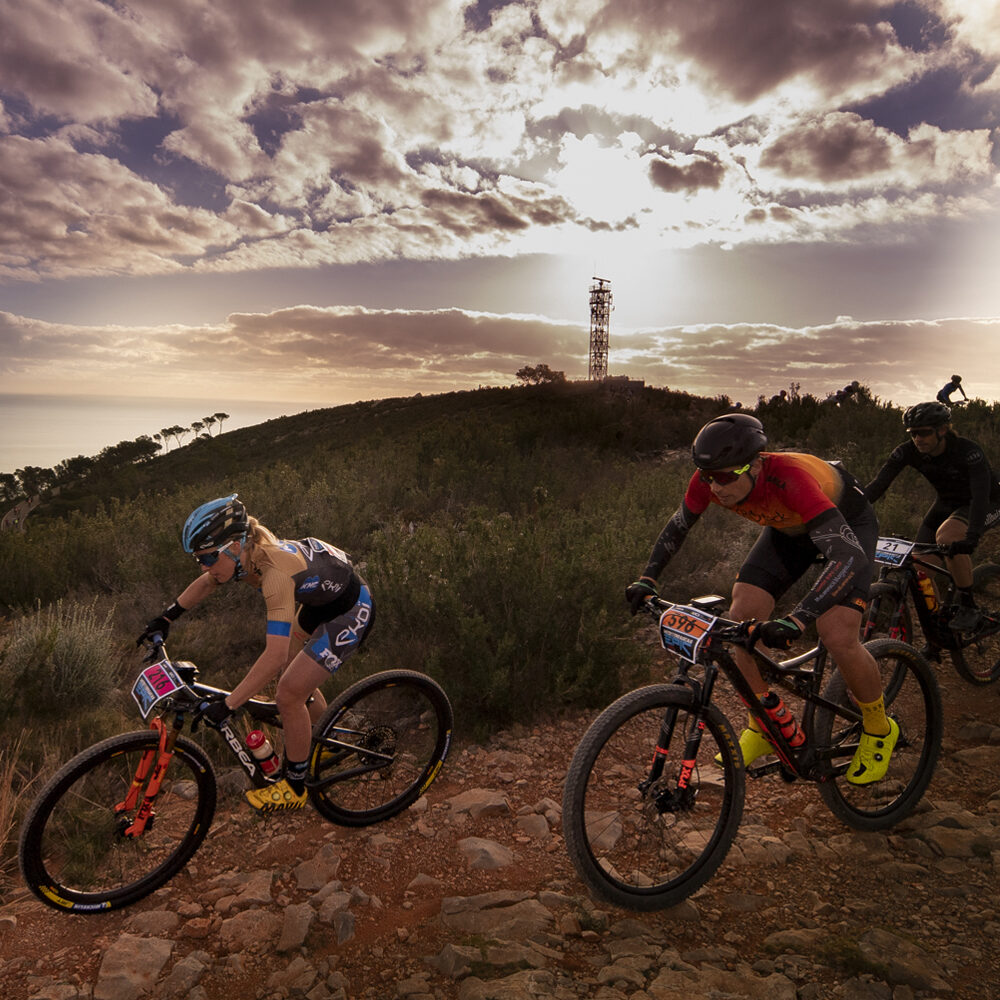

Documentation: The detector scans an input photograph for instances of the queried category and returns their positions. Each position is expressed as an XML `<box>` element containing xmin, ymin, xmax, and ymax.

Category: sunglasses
<box><xmin>699</xmin><ymin>462</ymin><xmax>752</xmax><ymax>486</ymax></box>
<box><xmin>195</xmin><ymin>541</ymin><xmax>234</xmax><ymax>567</ymax></box>
<box><xmin>907</xmin><ymin>427</ymin><xmax>937</xmax><ymax>439</ymax></box>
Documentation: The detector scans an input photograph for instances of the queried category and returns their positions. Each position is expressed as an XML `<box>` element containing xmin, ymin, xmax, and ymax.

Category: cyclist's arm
<box><xmin>175</xmin><ymin>572</ymin><xmax>218</xmax><ymax>611</ymax></box>
<box><xmin>640</xmin><ymin>498</ymin><xmax>702</xmax><ymax>581</ymax></box>
<box><xmin>863</xmin><ymin>444</ymin><xmax>909</xmax><ymax>504</ymax></box>
<box><xmin>964</xmin><ymin>445</ymin><xmax>993</xmax><ymax>541</ymax></box>
<box><xmin>790</xmin><ymin>508</ymin><xmax>869</xmax><ymax>626</ymax></box>
<box><xmin>224</xmin><ymin>633</ymin><xmax>292</xmax><ymax>710</ymax></box>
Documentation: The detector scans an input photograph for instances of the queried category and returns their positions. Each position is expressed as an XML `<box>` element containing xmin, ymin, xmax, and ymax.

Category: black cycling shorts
<box><xmin>916</xmin><ymin>500</ymin><xmax>1000</xmax><ymax>543</ymax></box>
<box><xmin>736</xmin><ymin>505</ymin><xmax>878</xmax><ymax>607</ymax></box>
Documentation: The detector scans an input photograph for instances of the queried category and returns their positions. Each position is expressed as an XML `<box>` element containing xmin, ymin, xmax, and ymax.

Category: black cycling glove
<box><xmin>625</xmin><ymin>579</ymin><xmax>659</xmax><ymax>615</ymax></box>
<box><xmin>946</xmin><ymin>537</ymin><xmax>978</xmax><ymax>556</ymax></box>
<box><xmin>199</xmin><ymin>696</ymin><xmax>234</xmax><ymax>728</ymax></box>
<box><xmin>136</xmin><ymin>602</ymin><xmax>186</xmax><ymax>646</ymax></box>
<box><xmin>754</xmin><ymin>617</ymin><xmax>803</xmax><ymax>650</ymax></box>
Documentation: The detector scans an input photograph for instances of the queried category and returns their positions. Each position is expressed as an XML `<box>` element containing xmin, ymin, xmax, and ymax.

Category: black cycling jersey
<box><xmin>864</xmin><ymin>433</ymin><xmax>1000</xmax><ymax>541</ymax></box>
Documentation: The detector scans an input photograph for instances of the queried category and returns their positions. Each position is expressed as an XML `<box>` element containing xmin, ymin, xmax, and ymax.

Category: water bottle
<box><xmin>916</xmin><ymin>569</ymin><xmax>938</xmax><ymax>611</ymax></box>
<box><xmin>245</xmin><ymin>729</ymin><xmax>280</xmax><ymax>775</ymax></box>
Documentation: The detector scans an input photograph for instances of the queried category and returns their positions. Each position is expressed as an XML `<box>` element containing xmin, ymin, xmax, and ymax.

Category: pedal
<box><xmin>746</xmin><ymin>761</ymin><xmax>782</xmax><ymax>779</ymax></box>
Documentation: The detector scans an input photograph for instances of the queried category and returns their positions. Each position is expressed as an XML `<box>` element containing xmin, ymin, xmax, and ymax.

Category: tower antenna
<box><xmin>588</xmin><ymin>277</ymin><xmax>612</xmax><ymax>381</ymax></box>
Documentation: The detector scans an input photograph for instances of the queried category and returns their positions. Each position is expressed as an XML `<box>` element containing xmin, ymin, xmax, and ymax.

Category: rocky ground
<box><xmin>1</xmin><ymin>656</ymin><xmax>999</xmax><ymax>1000</ymax></box>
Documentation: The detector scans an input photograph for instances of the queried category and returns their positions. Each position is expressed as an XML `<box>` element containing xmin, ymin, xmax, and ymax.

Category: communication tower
<box><xmin>588</xmin><ymin>277</ymin><xmax>613</xmax><ymax>381</ymax></box>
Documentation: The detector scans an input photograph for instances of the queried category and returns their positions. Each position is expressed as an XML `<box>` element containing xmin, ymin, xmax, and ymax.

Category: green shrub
<box><xmin>0</xmin><ymin>599</ymin><xmax>122</xmax><ymax>723</ymax></box>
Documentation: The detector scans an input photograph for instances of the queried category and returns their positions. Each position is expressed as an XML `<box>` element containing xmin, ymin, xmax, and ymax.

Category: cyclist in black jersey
<box><xmin>137</xmin><ymin>495</ymin><xmax>375</xmax><ymax>813</ymax></box>
<box><xmin>865</xmin><ymin>401</ymin><xmax>1000</xmax><ymax>632</ymax></box>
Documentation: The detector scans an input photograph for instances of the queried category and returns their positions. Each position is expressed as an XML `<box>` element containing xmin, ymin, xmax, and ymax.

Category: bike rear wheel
<box><xmin>307</xmin><ymin>669</ymin><xmax>452</xmax><ymax>827</ymax></box>
<box><xmin>562</xmin><ymin>684</ymin><xmax>745</xmax><ymax>912</ymax></box>
<box><xmin>19</xmin><ymin>730</ymin><xmax>216</xmax><ymax>913</ymax></box>
<box><xmin>948</xmin><ymin>562</ymin><xmax>1000</xmax><ymax>685</ymax></box>
<box><xmin>815</xmin><ymin>639</ymin><xmax>941</xmax><ymax>831</ymax></box>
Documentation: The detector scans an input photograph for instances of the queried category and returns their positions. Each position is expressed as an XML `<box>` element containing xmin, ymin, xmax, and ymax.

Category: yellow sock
<box><xmin>857</xmin><ymin>694</ymin><xmax>890</xmax><ymax>736</ymax></box>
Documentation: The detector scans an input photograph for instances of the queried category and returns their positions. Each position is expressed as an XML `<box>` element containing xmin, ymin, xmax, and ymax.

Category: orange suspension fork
<box><xmin>115</xmin><ymin>718</ymin><xmax>178</xmax><ymax>837</ymax></box>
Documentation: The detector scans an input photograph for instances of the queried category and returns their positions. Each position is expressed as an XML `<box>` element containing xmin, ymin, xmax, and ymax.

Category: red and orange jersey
<box><xmin>684</xmin><ymin>452</ymin><xmax>861</xmax><ymax>534</ymax></box>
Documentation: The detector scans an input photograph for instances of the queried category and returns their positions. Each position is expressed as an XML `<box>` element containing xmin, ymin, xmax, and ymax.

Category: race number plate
<box><xmin>874</xmin><ymin>536</ymin><xmax>915</xmax><ymax>567</ymax></box>
<box><xmin>131</xmin><ymin>659</ymin><xmax>185</xmax><ymax>719</ymax></box>
<box><xmin>659</xmin><ymin>604</ymin><xmax>717</xmax><ymax>663</ymax></box>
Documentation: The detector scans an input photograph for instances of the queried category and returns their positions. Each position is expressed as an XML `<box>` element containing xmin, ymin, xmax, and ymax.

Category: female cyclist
<box><xmin>138</xmin><ymin>494</ymin><xmax>374</xmax><ymax>812</ymax></box>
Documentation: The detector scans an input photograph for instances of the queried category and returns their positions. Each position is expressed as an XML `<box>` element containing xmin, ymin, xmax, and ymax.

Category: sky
<box><xmin>2</xmin><ymin>0</ymin><xmax>1000</xmax><ymax>416</ymax></box>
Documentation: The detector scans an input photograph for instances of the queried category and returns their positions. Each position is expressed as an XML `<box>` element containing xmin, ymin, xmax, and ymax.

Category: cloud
<box><xmin>4</xmin><ymin>305</ymin><xmax>1000</xmax><ymax>409</ymax></box>
<box><xmin>648</xmin><ymin>152</ymin><xmax>726</xmax><ymax>193</ymax></box>
<box><xmin>0</xmin><ymin>0</ymin><xmax>998</xmax><ymax>283</ymax></box>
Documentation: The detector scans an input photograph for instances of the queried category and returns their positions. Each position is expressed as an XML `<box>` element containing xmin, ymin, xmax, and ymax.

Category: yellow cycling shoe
<box><xmin>846</xmin><ymin>718</ymin><xmax>900</xmax><ymax>785</ymax></box>
<box><xmin>245</xmin><ymin>778</ymin><xmax>308</xmax><ymax>813</ymax></box>
<box><xmin>714</xmin><ymin>727</ymin><xmax>775</xmax><ymax>767</ymax></box>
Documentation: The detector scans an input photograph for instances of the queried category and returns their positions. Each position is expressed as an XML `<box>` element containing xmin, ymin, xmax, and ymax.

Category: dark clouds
<box><xmin>1</xmin><ymin>0</ymin><xmax>998</xmax><ymax>410</ymax></box>
<box><xmin>4</xmin><ymin>305</ymin><xmax>999</xmax><ymax>408</ymax></box>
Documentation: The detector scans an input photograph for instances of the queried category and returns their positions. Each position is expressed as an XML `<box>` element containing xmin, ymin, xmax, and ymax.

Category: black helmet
<box><xmin>691</xmin><ymin>413</ymin><xmax>767</xmax><ymax>469</ymax></box>
<box><xmin>903</xmin><ymin>401</ymin><xmax>951</xmax><ymax>429</ymax></box>
<box><xmin>182</xmin><ymin>494</ymin><xmax>248</xmax><ymax>553</ymax></box>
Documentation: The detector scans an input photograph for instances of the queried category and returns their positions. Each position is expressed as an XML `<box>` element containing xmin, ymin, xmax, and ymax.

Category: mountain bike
<box><xmin>19</xmin><ymin>634</ymin><xmax>453</xmax><ymax>914</ymax></box>
<box><xmin>863</xmin><ymin>536</ymin><xmax>1000</xmax><ymax>685</ymax></box>
<box><xmin>562</xmin><ymin>595</ymin><xmax>941</xmax><ymax>912</ymax></box>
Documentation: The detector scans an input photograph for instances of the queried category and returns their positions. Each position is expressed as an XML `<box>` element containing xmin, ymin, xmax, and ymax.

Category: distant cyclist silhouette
<box><xmin>936</xmin><ymin>375</ymin><xmax>967</xmax><ymax>405</ymax></box>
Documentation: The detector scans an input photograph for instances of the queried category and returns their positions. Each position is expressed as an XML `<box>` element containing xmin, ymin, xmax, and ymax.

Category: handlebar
<box><xmin>640</xmin><ymin>594</ymin><xmax>758</xmax><ymax>650</ymax></box>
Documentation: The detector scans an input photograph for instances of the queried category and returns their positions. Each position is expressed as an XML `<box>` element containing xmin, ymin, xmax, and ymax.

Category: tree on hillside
<box><xmin>212</xmin><ymin>412</ymin><xmax>230</xmax><ymax>434</ymax></box>
<box><xmin>202</xmin><ymin>415</ymin><xmax>216</xmax><ymax>435</ymax></box>
<box><xmin>54</xmin><ymin>455</ymin><xmax>96</xmax><ymax>482</ymax></box>
<box><xmin>16</xmin><ymin>465</ymin><xmax>56</xmax><ymax>497</ymax></box>
<box><xmin>159</xmin><ymin>427</ymin><xmax>173</xmax><ymax>452</ymax></box>
<box><xmin>1</xmin><ymin>473</ymin><xmax>23</xmax><ymax>505</ymax></box>
<box><xmin>516</xmin><ymin>363</ymin><xmax>566</xmax><ymax>385</ymax></box>
<box><xmin>191</xmin><ymin>420</ymin><xmax>204</xmax><ymax>438</ymax></box>
<box><xmin>164</xmin><ymin>424</ymin><xmax>187</xmax><ymax>448</ymax></box>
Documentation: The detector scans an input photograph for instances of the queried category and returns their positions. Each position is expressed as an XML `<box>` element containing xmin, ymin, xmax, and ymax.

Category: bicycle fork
<box><xmin>641</xmin><ymin>671</ymin><xmax>719</xmax><ymax>812</ymax></box>
<box><xmin>115</xmin><ymin>718</ymin><xmax>178</xmax><ymax>837</ymax></box>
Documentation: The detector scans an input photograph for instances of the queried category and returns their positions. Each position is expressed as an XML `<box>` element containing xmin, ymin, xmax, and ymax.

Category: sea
<box><xmin>1</xmin><ymin>392</ymin><xmax>324</xmax><ymax>474</ymax></box>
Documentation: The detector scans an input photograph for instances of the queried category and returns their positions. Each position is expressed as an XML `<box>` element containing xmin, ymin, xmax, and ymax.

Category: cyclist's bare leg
<box><xmin>729</xmin><ymin>581</ymin><xmax>776</xmax><ymax>695</ymax></box>
<box><xmin>276</xmin><ymin>653</ymin><xmax>333</xmax><ymax>761</ymax></box>
<box><xmin>288</xmin><ymin>627</ymin><xmax>327</xmax><ymax>723</ymax></box>
<box><xmin>936</xmin><ymin>516</ymin><xmax>973</xmax><ymax>588</ymax></box>
<box><xmin>815</xmin><ymin>605</ymin><xmax>883</xmax><ymax>705</ymax></box>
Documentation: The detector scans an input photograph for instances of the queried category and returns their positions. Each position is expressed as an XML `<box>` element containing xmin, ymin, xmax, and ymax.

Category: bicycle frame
<box><xmin>870</xmin><ymin>542</ymin><xmax>965</xmax><ymax>650</ymax></box>
<box><xmin>643</xmin><ymin>599</ymin><xmax>863</xmax><ymax>802</ymax></box>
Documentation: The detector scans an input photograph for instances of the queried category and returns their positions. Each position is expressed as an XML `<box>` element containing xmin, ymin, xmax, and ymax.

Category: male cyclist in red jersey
<box><xmin>626</xmin><ymin>413</ymin><xmax>897</xmax><ymax>784</ymax></box>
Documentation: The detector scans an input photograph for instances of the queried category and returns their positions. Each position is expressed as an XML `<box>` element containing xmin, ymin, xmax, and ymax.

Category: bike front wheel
<box><xmin>948</xmin><ymin>562</ymin><xmax>1000</xmax><ymax>685</ymax></box>
<box><xmin>815</xmin><ymin>639</ymin><xmax>941</xmax><ymax>831</ymax></box>
<box><xmin>562</xmin><ymin>684</ymin><xmax>745</xmax><ymax>912</ymax></box>
<box><xmin>863</xmin><ymin>581</ymin><xmax>914</xmax><ymax>644</ymax></box>
<box><xmin>18</xmin><ymin>730</ymin><xmax>216</xmax><ymax>913</ymax></box>
<box><xmin>308</xmin><ymin>669</ymin><xmax>452</xmax><ymax>827</ymax></box>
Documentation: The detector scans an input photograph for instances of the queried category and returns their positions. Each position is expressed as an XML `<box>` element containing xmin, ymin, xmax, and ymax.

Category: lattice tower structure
<box><xmin>588</xmin><ymin>277</ymin><xmax>613</xmax><ymax>381</ymax></box>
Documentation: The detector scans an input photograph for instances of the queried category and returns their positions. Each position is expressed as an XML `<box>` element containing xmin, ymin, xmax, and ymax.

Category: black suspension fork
<box><xmin>641</xmin><ymin>664</ymin><xmax>720</xmax><ymax>799</ymax></box>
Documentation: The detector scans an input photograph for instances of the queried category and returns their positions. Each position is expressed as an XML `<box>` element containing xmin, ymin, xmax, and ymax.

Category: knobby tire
<box><xmin>949</xmin><ymin>562</ymin><xmax>1000</xmax><ymax>685</ymax></box>
<box><xmin>307</xmin><ymin>669</ymin><xmax>452</xmax><ymax>827</ymax></box>
<box><xmin>814</xmin><ymin>639</ymin><xmax>941</xmax><ymax>831</ymax></box>
<box><xmin>562</xmin><ymin>684</ymin><xmax>745</xmax><ymax>912</ymax></box>
<box><xmin>19</xmin><ymin>730</ymin><xmax>216</xmax><ymax>913</ymax></box>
